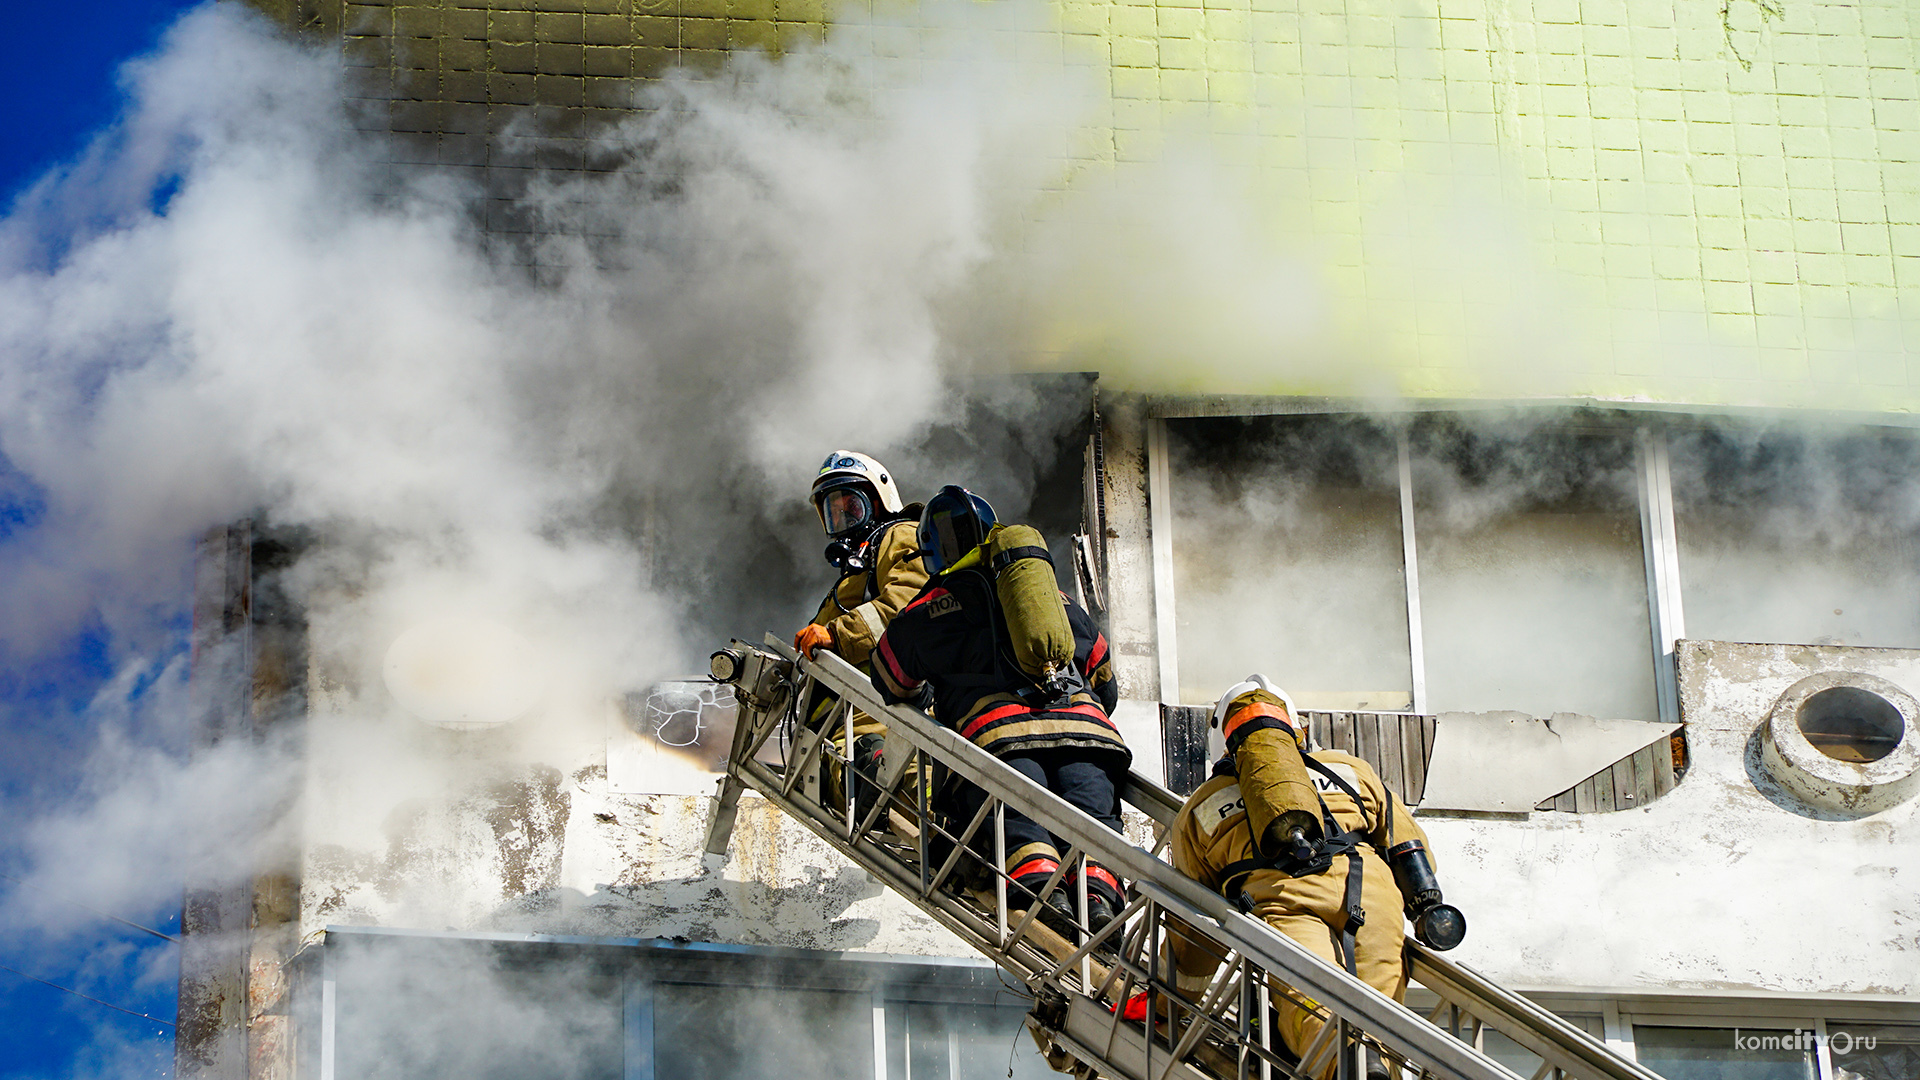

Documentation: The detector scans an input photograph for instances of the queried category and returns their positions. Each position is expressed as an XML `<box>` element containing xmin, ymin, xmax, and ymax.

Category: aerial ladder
<box><xmin>703</xmin><ymin>636</ymin><xmax>1665</xmax><ymax>1080</ymax></box>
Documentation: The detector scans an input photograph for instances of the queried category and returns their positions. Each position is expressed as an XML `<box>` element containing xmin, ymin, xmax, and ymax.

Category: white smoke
<box><xmin>0</xmin><ymin>0</ymin><xmax>1097</xmax><ymax>962</ymax></box>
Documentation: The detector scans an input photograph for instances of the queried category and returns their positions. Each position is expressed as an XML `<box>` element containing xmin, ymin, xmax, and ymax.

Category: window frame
<box><xmin>316</xmin><ymin>925</ymin><xmax>1038</xmax><ymax>1080</ymax></box>
<box><xmin>1148</xmin><ymin>408</ymin><xmax>1684</xmax><ymax>721</ymax></box>
<box><xmin>1144</xmin><ymin>406</ymin><xmax>1920</xmax><ymax>725</ymax></box>
<box><xmin>1527</xmin><ymin>991</ymin><xmax>1920</xmax><ymax>1080</ymax></box>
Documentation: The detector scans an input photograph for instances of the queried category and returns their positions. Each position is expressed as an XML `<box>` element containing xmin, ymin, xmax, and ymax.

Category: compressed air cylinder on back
<box><xmin>1223</xmin><ymin>690</ymin><xmax>1324</xmax><ymax>860</ymax></box>
<box><xmin>985</xmin><ymin>524</ymin><xmax>1075</xmax><ymax>678</ymax></box>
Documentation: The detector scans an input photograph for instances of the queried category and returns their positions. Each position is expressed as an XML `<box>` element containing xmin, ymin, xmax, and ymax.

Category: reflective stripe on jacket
<box><xmin>871</xmin><ymin>567</ymin><xmax>1126</xmax><ymax>764</ymax></box>
<box><xmin>806</xmin><ymin>516</ymin><xmax>928</xmax><ymax>667</ymax></box>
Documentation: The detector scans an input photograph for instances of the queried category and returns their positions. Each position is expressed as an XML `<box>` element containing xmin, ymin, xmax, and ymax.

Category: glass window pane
<box><xmin>905</xmin><ymin>1003</ymin><xmax>955</xmax><ymax>1080</ymax></box>
<box><xmin>895</xmin><ymin>999</ymin><xmax>1057</xmax><ymax>1080</ymax></box>
<box><xmin>952</xmin><ymin>1001</ymin><xmax>1058</xmax><ymax>1080</ymax></box>
<box><xmin>1479</xmin><ymin>1014</ymin><xmax>1605</xmax><ymax>1079</ymax></box>
<box><xmin>1670</xmin><ymin>428</ymin><xmax>1920</xmax><ymax>648</ymax></box>
<box><xmin>1411</xmin><ymin>419</ymin><xmax>1657</xmax><ymax>719</ymax></box>
<box><xmin>654</xmin><ymin>984</ymin><xmax>872</xmax><ymax>1080</ymax></box>
<box><xmin>1170</xmin><ymin>415</ymin><xmax>1413</xmax><ymax>709</ymax></box>
<box><xmin>332</xmin><ymin>952</ymin><xmax>622</xmax><ymax>1080</ymax></box>
<box><xmin>1829</xmin><ymin>1023</ymin><xmax>1920</xmax><ymax>1080</ymax></box>
<box><xmin>1632</xmin><ymin>1025</ymin><xmax>1814</xmax><ymax>1080</ymax></box>
<box><xmin>1482</xmin><ymin>1027</ymin><xmax>1545</xmax><ymax>1078</ymax></box>
<box><xmin>1563</xmin><ymin>1014</ymin><xmax>1606</xmax><ymax>1039</ymax></box>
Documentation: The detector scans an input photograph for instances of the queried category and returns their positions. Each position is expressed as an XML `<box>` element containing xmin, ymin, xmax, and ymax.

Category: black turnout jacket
<box><xmin>871</xmin><ymin>566</ymin><xmax>1128</xmax><ymax>765</ymax></box>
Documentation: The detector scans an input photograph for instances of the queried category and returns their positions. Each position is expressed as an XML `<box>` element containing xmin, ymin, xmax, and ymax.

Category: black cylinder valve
<box><xmin>1386</xmin><ymin>838</ymin><xmax>1467</xmax><ymax>951</ymax></box>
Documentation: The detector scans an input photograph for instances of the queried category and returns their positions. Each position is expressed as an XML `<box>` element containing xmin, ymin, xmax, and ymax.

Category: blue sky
<box><xmin>1</xmin><ymin>2</ymin><xmax>201</xmax><ymax>1076</ymax></box>
<box><xmin>0</xmin><ymin>2</ymin><xmax>198</xmax><ymax>204</ymax></box>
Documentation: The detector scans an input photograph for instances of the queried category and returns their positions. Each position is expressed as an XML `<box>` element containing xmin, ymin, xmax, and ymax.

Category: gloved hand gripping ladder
<box><xmin>704</xmin><ymin>635</ymin><xmax>1665</xmax><ymax>1080</ymax></box>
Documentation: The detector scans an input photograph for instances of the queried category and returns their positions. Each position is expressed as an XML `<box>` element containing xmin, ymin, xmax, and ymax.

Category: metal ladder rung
<box><xmin>705</xmin><ymin>637</ymin><xmax>1667</xmax><ymax>1080</ymax></box>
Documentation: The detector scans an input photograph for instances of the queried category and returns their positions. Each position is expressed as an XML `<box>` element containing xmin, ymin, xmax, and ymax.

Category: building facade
<box><xmin>182</xmin><ymin>1</ymin><xmax>1920</xmax><ymax>1078</ymax></box>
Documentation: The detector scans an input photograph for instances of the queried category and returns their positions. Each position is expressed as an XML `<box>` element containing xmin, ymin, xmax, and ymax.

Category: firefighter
<box><xmin>869</xmin><ymin>485</ymin><xmax>1129</xmax><ymax>936</ymax></box>
<box><xmin>792</xmin><ymin>450</ymin><xmax>928</xmax><ymax>811</ymax></box>
<box><xmin>1167</xmin><ymin>676</ymin><xmax>1465</xmax><ymax>1080</ymax></box>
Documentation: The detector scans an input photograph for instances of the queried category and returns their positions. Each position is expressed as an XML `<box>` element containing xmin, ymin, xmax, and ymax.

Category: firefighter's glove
<box><xmin>794</xmin><ymin>623</ymin><xmax>834</xmax><ymax>659</ymax></box>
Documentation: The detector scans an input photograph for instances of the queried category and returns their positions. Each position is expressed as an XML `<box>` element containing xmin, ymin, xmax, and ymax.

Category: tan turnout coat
<box><xmin>806</xmin><ymin>517</ymin><xmax>927</xmax><ymax>666</ymax></box>
<box><xmin>1169</xmin><ymin>739</ymin><xmax>1432</xmax><ymax>1068</ymax></box>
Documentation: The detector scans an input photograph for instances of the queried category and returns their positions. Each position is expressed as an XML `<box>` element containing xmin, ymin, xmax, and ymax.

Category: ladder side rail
<box><xmin>734</xmin><ymin>641</ymin><xmax>1643</xmax><ymax>1080</ymax></box>
<box><xmin>1407</xmin><ymin>949</ymin><xmax>1667</xmax><ymax>1080</ymax></box>
<box><xmin>1104</xmin><ymin>732</ymin><xmax>1654</xmax><ymax>1080</ymax></box>
<box><xmin>729</xmin><ymin>747</ymin><xmax>1062</xmax><ymax>980</ymax></box>
<box><xmin>1119</xmin><ymin>770</ymin><xmax>1649</xmax><ymax>1080</ymax></box>
<box><xmin>1120</xmin><ymin>771</ymin><xmax>1185</xmax><ymax>826</ymax></box>
<box><xmin>791</xmin><ymin>642</ymin><xmax>1246</xmax><ymax>918</ymax></box>
<box><xmin>1048</xmin><ymin>994</ymin><xmax>1216</xmax><ymax>1080</ymax></box>
<box><xmin>787</xmin><ymin>642</ymin><xmax>1524</xmax><ymax>1080</ymax></box>
<box><xmin>1126</xmin><ymin>879</ymin><xmax>1522</xmax><ymax>1080</ymax></box>
<box><xmin>723</xmin><ymin>690</ymin><xmax>1094</xmax><ymax>989</ymax></box>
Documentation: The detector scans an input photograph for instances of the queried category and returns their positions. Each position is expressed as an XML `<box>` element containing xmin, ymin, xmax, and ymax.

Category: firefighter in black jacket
<box><xmin>871</xmin><ymin>485</ymin><xmax>1129</xmax><ymax>935</ymax></box>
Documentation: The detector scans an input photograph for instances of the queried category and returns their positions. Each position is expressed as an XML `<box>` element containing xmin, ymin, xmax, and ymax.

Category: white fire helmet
<box><xmin>811</xmin><ymin>450</ymin><xmax>905</xmax><ymax>539</ymax></box>
<box><xmin>1207</xmin><ymin>674</ymin><xmax>1302</xmax><ymax>764</ymax></box>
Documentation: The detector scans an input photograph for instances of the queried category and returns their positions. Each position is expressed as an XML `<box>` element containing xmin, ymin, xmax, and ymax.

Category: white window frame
<box><xmin>315</xmin><ymin>926</ymin><xmax>1040</xmax><ymax>1080</ymax></box>
<box><xmin>1147</xmin><ymin>408</ymin><xmax>1686</xmax><ymax>721</ymax></box>
<box><xmin>1532</xmin><ymin>991</ymin><xmax>1920</xmax><ymax>1080</ymax></box>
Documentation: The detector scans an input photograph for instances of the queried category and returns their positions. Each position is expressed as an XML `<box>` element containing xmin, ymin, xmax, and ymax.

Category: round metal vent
<box><xmin>1760</xmin><ymin>672</ymin><xmax>1920</xmax><ymax>814</ymax></box>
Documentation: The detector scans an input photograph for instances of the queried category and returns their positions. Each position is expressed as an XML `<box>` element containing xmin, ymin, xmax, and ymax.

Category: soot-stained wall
<box><xmin>1422</xmin><ymin>638</ymin><xmax>1919</xmax><ymax>996</ymax></box>
<box><xmin>239</xmin><ymin>0</ymin><xmax>1920</xmax><ymax>411</ymax></box>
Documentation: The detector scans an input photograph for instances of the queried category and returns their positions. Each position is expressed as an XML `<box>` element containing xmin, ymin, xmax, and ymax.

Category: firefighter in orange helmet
<box><xmin>1167</xmin><ymin>676</ymin><xmax>1465</xmax><ymax>1080</ymax></box>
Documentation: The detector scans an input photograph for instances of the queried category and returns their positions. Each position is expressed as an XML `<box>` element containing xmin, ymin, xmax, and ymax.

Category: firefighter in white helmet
<box><xmin>795</xmin><ymin>450</ymin><xmax>925</xmax><ymax>664</ymax></box>
<box><xmin>1166</xmin><ymin>676</ymin><xmax>1465</xmax><ymax>1080</ymax></box>
<box><xmin>792</xmin><ymin>451</ymin><xmax>928</xmax><ymax>815</ymax></box>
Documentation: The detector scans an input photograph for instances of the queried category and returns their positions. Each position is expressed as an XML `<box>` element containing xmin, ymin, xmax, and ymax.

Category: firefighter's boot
<box><xmin>1074</xmin><ymin>862</ymin><xmax>1126</xmax><ymax>939</ymax></box>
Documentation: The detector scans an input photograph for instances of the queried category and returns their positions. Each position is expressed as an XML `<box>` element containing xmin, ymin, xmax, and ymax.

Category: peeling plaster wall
<box><xmin>1098</xmin><ymin>398</ymin><xmax>1162</xmax><ymax>702</ymax></box>
<box><xmin>299</xmin><ymin>678</ymin><xmax>1156</xmax><ymax>958</ymax></box>
<box><xmin>299</xmin><ymin>707</ymin><xmax>961</xmax><ymax>953</ymax></box>
<box><xmin>301</xmin><ymin>634</ymin><xmax>1918</xmax><ymax>992</ymax></box>
<box><xmin>1420</xmin><ymin>638</ymin><xmax>1919</xmax><ymax>996</ymax></box>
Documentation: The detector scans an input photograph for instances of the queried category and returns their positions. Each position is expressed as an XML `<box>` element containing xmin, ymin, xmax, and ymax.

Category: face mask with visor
<box><xmin>816</xmin><ymin>484</ymin><xmax>876</xmax><ymax>539</ymax></box>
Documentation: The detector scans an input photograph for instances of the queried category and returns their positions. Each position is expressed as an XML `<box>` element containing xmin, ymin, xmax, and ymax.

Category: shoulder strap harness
<box><xmin>1212</xmin><ymin>755</ymin><xmax>1394</xmax><ymax>976</ymax></box>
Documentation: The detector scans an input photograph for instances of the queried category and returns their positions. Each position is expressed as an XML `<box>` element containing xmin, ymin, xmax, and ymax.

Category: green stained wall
<box><xmin>1047</xmin><ymin>0</ymin><xmax>1920</xmax><ymax>410</ymax></box>
<box><xmin>249</xmin><ymin>0</ymin><xmax>1920</xmax><ymax>412</ymax></box>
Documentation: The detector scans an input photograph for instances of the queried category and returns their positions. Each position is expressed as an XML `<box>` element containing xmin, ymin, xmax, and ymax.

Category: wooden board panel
<box><xmin>1631</xmin><ymin>744</ymin><xmax>1659</xmax><ymax>807</ymax></box>
<box><xmin>1653</xmin><ymin>734</ymin><xmax>1678</xmax><ymax>795</ymax></box>
<box><xmin>1610</xmin><ymin>757</ymin><xmax>1637</xmax><ymax>811</ymax></box>
<box><xmin>1539</xmin><ymin>739</ymin><xmax>1681</xmax><ymax>814</ymax></box>
<box><xmin>1307</xmin><ymin>712</ymin><xmax>1331</xmax><ymax>753</ymax></box>
<box><xmin>1353</xmin><ymin>712</ymin><xmax>1374</xmax><ymax>780</ymax></box>
<box><xmin>1332</xmin><ymin>713</ymin><xmax>1356</xmax><ymax>756</ymax></box>
<box><xmin>1401</xmin><ymin>715</ymin><xmax>1427</xmax><ymax>804</ymax></box>
<box><xmin>1594</xmin><ymin>761</ymin><xmax>1617</xmax><ymax>811</ymax></box>
<box><xmin>1378</xmin><ymin>714</ymin><xmax>1406</xmax><ymax>801</ymax></box>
